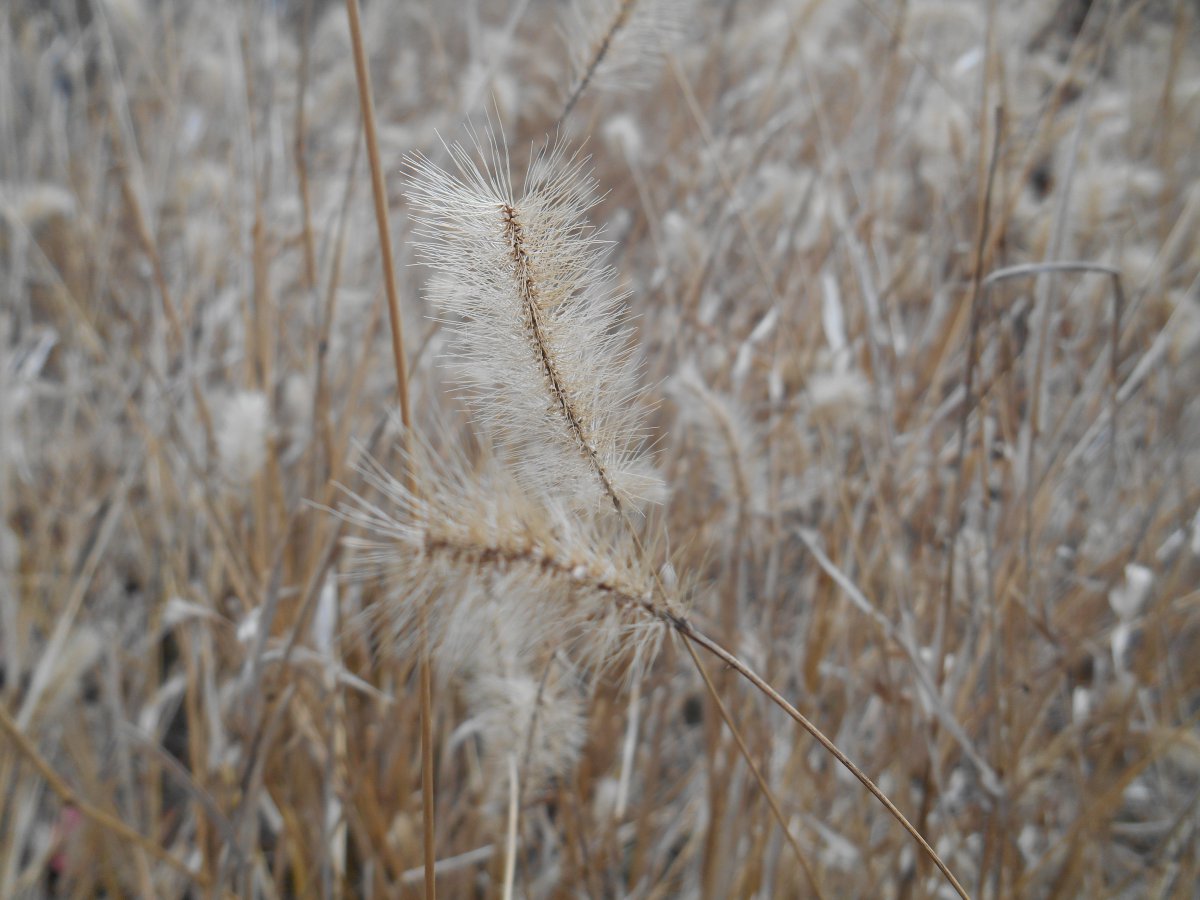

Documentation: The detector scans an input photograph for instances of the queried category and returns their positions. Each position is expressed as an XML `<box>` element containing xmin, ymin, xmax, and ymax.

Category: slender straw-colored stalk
<box><xmin>682</xmin><ymin>639</ymin><xmax>827</xmax><ymax>899</ymax></box>
<box><xmin>502</xmin><ymin>754</ymin><xmax>519</xmax><ymax>900</ymax></box>
<box><xmin>678</xmin><ymin>622</ymin><xmax>971</xmax><ymax>900</ymax></box>
<box><xmin>418</xmin><ymin>648</ymin><xmax>435</xmax><ymax>899</ymax></box>
<box><xmin>294</xmin><ymin>0</ymin><xmax>318</xmax><ymax>294</ymax></box>
<box><xmin>342</xmin><ymin>5</ymin><xmax>430</xmax><ymax>900</ymax></box>
<box><xmin>344</xmin><ymin>0</ymin><xmax>412</xmax><ymax>428</ymax></box>
<box><xmin>938</xmin><ymin>106</ymin><xmax>1003</xmax><ymax>678</ymax></box>
<box><xmin>624</xmin><ymin>524</ymin><xmax>970</xmax><ymax>898</ymax></box>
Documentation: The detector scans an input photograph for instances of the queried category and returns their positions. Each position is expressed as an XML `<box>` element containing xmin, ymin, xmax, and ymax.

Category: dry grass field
<box><xmin>2</xmin><ymin>0</ymin><xmax>1199</xmax><ymax>897</ymax></box>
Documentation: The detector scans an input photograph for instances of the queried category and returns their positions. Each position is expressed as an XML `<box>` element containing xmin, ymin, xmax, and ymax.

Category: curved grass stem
<box><xmin>682</xmin><ymin>637</ymin><xmax>827</xmax><ymax>899</ymax></box>
<box><xmin>678</xmin><ymin>621</ymin><xmax>971</xmax><ymax>900</ymax></box>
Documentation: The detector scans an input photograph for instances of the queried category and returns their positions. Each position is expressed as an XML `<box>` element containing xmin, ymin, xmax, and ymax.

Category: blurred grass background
<box><xmin>1</xmin><ymin>0</ymin><xmax>1198</xmax><ymax>896</ymax></box>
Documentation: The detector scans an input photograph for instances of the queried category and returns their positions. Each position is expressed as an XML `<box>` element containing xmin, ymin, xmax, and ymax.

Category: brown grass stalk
<box><xmin>342</xmin><ymin>5</ymin><xmax>429</xmax><ymax>900</ymax></box>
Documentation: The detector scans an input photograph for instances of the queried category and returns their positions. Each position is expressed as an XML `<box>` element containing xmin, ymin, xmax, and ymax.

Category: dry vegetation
<box><xmin>2</xmin><ymin>0</ymin><xmax>1200</xmax><ymax>897</ymax></box>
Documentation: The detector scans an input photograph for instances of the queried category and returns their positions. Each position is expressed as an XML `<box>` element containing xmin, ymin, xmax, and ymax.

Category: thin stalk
<box><xmin>294</xmin><ymin>0</ymin><xmax>318</xmax><ymax>294</ymax></box>
<box><xmin>678</xmin><ymin>621</ymin><xmax>971</xmax><ymax>900</ymax></box>
<box><xmin>502</xmin><ymin>755</ymin><xmax>519</xmax><ymax>900</ymax></box>
<box><xmin>419</xmin><ymin>641</ymin><xmax>436</xmax><ymax>899</ymax></box>
<box><xmin>623</xmin><ymin>524</ymin><xmax>970</xmax><ymax>899</ymax></box>
<box><xmin>343</xmin><ymin>6</ymin><xmax>429</xmax><ymax>900</ymax></box>
<box><xmin>682</xmin><ymin>638</ymin><xmax>827</xmax><ymax>900</ymax></box>
<box><xmin>344</xmin><ymin>0</ymin><xmax>412</xmax><ymax>429</ymax></box>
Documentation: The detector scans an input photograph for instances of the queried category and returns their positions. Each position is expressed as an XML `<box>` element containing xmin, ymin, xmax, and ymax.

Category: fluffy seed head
<box><xmin>404</xmin><ymin>130</ymin><xmax>662</xmax><ymax>513</ymax></box>
<box><xmin>337</xmin><ymin>435</ymin><xmax>675</xmax><ymax>675</ymax></box>
<box><xmin>560</xmin><ymin>0</ymin><xmax>684</xmax><ymax>108</ymax></box>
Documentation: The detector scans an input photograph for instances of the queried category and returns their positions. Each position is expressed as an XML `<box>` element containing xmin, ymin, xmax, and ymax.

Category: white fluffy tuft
<box><xmin>404</xmin><ymin>131</ymin><xmax>662</xmax><ymax>513</ymax></box>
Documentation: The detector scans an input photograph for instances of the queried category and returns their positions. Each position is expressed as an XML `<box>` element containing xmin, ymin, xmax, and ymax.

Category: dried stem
<box><xmin>624</xmin><ymin>522</ymin><xmax>970</xmax><ymax>899</ymax></box>
<box><xmin>677</xmin><ymin>622</ymin><xmax>971</xmax><ymax>900</ymax></box>
<box><xmin>344</xmin><ymin>0</ymin><xmax>413</xmax><ymax>432</ymax></box>
<box><xmin>502</xmin><ymin>754</ymin><xmax>519</xmax><ymax>900</ymax></box>
<box><xmin>343</xmin><ymin>4</ymin><xmax>428</xmax><ymax>900</ymax></box>
<box><xmin>682</xmin><ymin>638</ymin><xmax>827</xmax><ymax>899</ymax></box>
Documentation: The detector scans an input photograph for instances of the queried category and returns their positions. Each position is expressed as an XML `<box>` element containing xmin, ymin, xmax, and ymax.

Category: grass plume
<box><xmin>560</xmin><ymin>0</ymin><xmax>682</xmax><ymax>122</ymax></box>
<box><xmin>404</xmin><ymin>132</ymin><xmax>662</xmax><ymax>513</ymax></box>
<box><xmin>340</xmin><ymin>437</ymin><xmax>673</xmax><ymax>674</ymax></box>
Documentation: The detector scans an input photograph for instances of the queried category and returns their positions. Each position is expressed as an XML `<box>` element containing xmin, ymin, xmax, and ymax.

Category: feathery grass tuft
<box><xmin>559</xmin><ymin>0</ymin><xmax>682</xmax><ymax>121</ymax></box>
<box><xmin>404</xmin><ymin>132</ymin><xmax>662</xmax><ymax>513</ymax></box>
<box><xmin>339</xmin><ymin>436</ymin><xmax>673</xmax><ymax>674</ymax></box>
